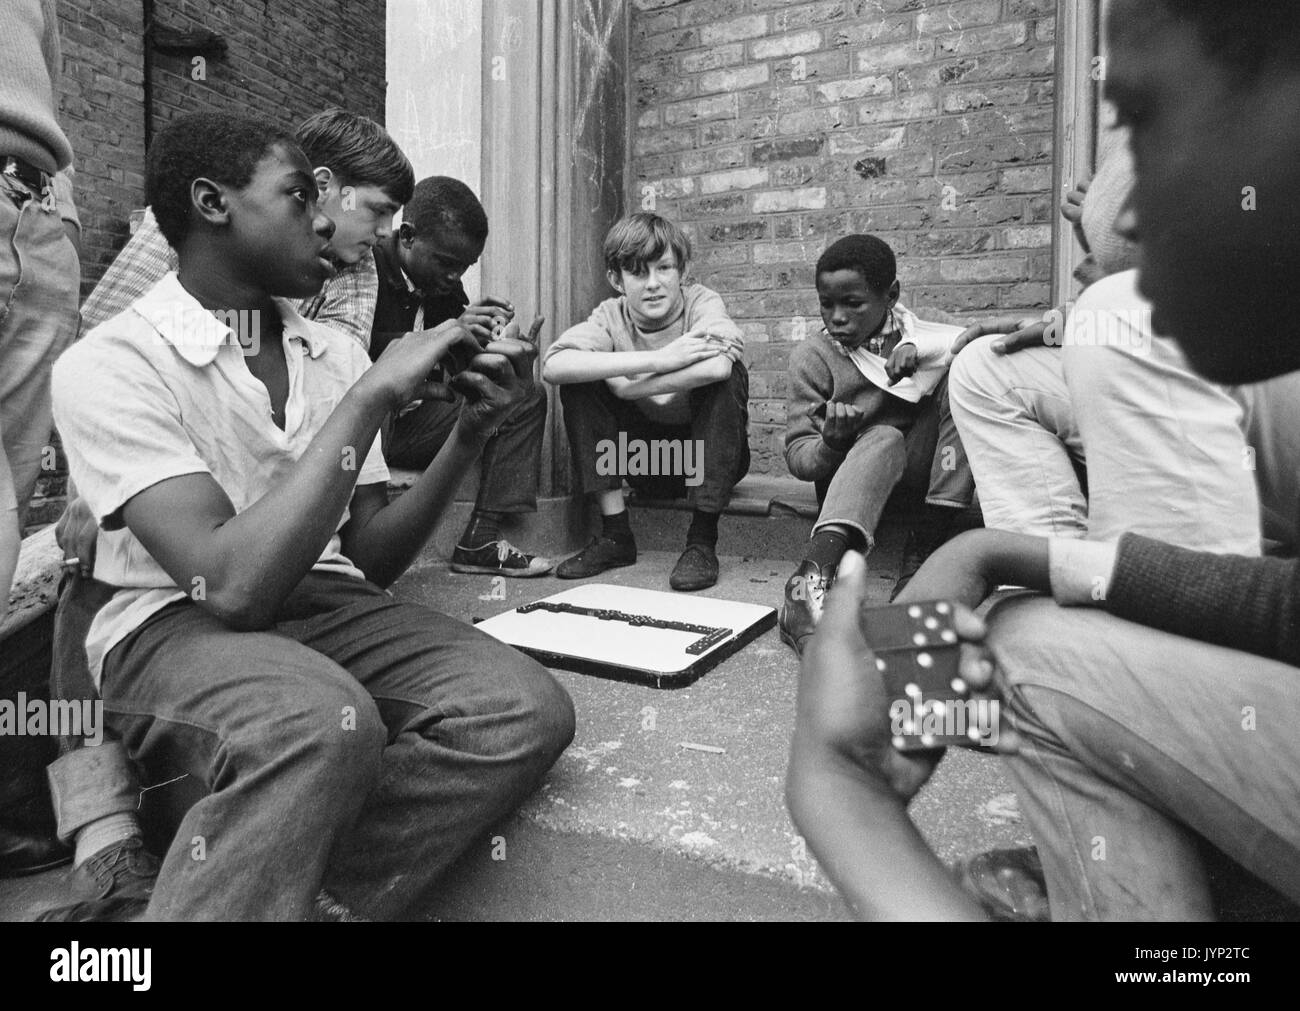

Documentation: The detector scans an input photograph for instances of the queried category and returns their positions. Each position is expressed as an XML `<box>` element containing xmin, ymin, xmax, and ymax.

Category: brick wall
<box><xmin>629</xmin><ymin>0</ymin><xmax>1057</xmax><ymax>477</ymax></box>
<box><xmin>29</xmin><ymin>1</ymin><xmax>387</xmax><ymax>529</ymax></box>
<box><xmin>56</xmin><ymin>0</ymin><xmax>388</xmax><ymax>297</ymax></box>
<box><xmin>56</xmin><ymin>2</ymin><xmax>147</xmax><ymax>298</ymax></box>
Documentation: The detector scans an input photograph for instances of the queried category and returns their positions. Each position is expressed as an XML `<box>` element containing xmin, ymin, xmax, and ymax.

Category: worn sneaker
<box><xmin>556</xmin><ymin>535</ymin><xmax>637</xmax><ymax>579</ymax></box>
<box><xmin>451</xmin><ymin>539</ymin><xmax>555</xmax><ymax>577</ymax></box>
<box><xmin>34</xmin><ymin>836</ymin><xmax>159</xmax><ymax>922</ymax></box>
<box><xmin>778</xmin><ymin>559</ymin><xmax>836</xmax><ymax>657</ymax></box>
<box><xmin>669</xmin><ymin>543</ymin><xmax>719</xmax><ymax>591</ymax></box>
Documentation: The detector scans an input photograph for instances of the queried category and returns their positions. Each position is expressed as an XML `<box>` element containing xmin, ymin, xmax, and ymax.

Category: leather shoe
<box><xmin>778</xmin><ymin>559</ymin><xmax>836</xmax><ymax>657</ymax></box>
<box><xmin>669</xmin><ymin>543</ymin><xmax>719</xmax><ymax>591</ymax></box>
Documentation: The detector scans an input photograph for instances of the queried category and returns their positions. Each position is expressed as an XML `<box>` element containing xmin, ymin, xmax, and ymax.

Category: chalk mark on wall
<box><xmin>572</xmin><ymin>0</ymin><xmax>622</xmax><ymax>209</ymax></box>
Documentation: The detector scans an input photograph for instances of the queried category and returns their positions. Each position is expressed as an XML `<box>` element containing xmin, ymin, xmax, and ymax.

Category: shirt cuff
<box><xmin>1048</xmin><ymin>537</ymin><xmax>1119</xmax><ymax>606</ymax></box>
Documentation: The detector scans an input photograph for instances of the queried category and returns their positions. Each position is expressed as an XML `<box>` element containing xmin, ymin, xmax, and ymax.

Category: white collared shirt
<box><xmin>51</xmin><ymin>272</ymin><xmax>389</xmax><ymax>685</ymax></box>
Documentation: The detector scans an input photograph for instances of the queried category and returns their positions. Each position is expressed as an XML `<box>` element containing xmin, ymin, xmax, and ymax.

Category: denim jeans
<box><xmin>988</xmin><ymin>594</ymin><xmax>1300</xmax><ymax>920</ymax></box>
<box><xmin>948</xmin><ymin>270</ymin><xmax>1264</xmax><ymax>554</ymax></box>
<box><xmin>814</xmin><ymin>374</ymin><xmax>975</xmax><ymax>548</ymax></box>
<box><xmin>77</xmin><ymin>570</ymin><xmax>574</xmax><ymax>921</ymax></box>
<box><xmin>0</xmin><ymin>173</ymin><xmax>80</xmax><ymax>523</ymax></box>
<box><xmin>384</xmin><ymin>385</ymin><xmax>546</xmax><ymax>514</ymax></box>
<box><xmin>560</xmin><ymin>365</ymin><xmax>751</xmax><ymax>513</ymax></box>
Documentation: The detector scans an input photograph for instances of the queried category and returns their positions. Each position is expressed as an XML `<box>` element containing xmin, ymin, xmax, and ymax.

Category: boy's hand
<box><xmin>820</xmin><ymin>400</ymin><xmax>868</xmax><ymax>452</ymax></box>
<box><xmin>950</xmin><ymin>316</ymin><xmax>1047</xmax><ymax>357</ymax></box>
<box><xmin>1061</xmin><ymin>177</ymin><xmax>1091</xmax><ymax>252</ymax></box>
<box><xmin>365</xmin><ymin>320</ymin><xmax>487</xmax><ymax>409</ymax></box>
<box><xmin>55</xmin><ymin>496</ymin><xmax>97</xmax><ymax>579</ymax></box>
<box><xmin>885</xmin><ymin>343</ymin><xmax>919</xmax><ymax>384</ymax></box>
<box><xmin>701</xmin><ymin>328</ymin><xmax>744</xmax><ymax>360</ymax></box>
<box><xmin>800</xmin><ymin>551</ymin><xmax>1018</xmax><ymax>804</ymax></box>
<box><xmin>459</xmin><ymin>297</ymin><xmax>515</xmax><ymax>341</ymax></box>
<box><xmin>494</xmin><ymin>314</ymin><xmax>544</xmax><ymax>347</ymax></box>
<box><xmin>451</xmin><ymin>323</ymin><xmax>540</xmax><ymax>438</ymax></box>
<box><xmin>655</xmin><ymin>332</ymin><xmax>724</xmax><ymax>373</ymax></box>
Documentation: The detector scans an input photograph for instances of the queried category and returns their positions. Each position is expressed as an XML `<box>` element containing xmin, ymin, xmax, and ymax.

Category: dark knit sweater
<box><xmin>1109</xmin><ymin>529</ymin><xmax>1300</xmax><ymax>667</ymax></box>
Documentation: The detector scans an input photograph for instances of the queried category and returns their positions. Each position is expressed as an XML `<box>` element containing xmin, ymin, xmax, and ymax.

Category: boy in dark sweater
<box><xmin>779</xmin><ymin>235</ymin><xmax>974</xmax><ymax>656</ymax></box>
<box><xmin>788</xmin><ymin>0</ymin><xmax>1300</xmax><ymax>920</ymax></box>
<box><xmin>369</xmin><ymin>176</ymin><xmax>552</xmax><ymax>577</ymax></box>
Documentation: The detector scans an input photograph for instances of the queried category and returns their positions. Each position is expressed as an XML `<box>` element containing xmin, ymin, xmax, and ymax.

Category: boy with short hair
<box><xmin>370</xmin><ymin>176</ymin><xmax>552</xmax><ymax>577</ymax></box>
<box><xmin>542</xmin><ymin>212</ymin><xmax>749</xmax><ymax>591</ymax></box>
<box><xmin>43</xmin><ymin>107</ymin><xmax>417</xmax><ymax>919</ymax></box>
<box><xmin>49</xmin><ymin>113</ymin><xmax>573</xmax><ymax>921</ymax></box>
<box><xmin>779</xmin><ymin>234</ymin><xmax>974</xmax><ymax>656</ymax></box>
<box><xmin>79</xmin><ymin>107</ymin><xmax>413</xmax><ymax>345</ymax></box>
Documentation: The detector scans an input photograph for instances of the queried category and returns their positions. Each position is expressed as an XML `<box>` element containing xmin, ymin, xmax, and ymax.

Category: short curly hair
<box><xmin>404</xmin><ymin>176</ymin><xmax>488</xmax><ymax>243</ymax></box>
<box><xmin>146</xmin><ymin>112</ymin><xmax>294</xmax><ymax>250</ymax></box>
<box><xmin>815</xmin><ymin>234</ymin><xmax>897</xmax><ymax>295</ymax></box>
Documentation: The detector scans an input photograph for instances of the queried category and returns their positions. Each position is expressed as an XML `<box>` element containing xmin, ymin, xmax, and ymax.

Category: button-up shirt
<box><xmin>52</xmin><ymin>272</ymin><xmax>389</xmax><ymax>685</ymax></box>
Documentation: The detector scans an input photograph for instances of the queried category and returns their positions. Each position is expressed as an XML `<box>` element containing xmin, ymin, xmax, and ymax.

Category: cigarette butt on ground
<box><xmin>678</xmin><ymin>741</ymin><xmax>726</xmax><ymax>754</ymax></box>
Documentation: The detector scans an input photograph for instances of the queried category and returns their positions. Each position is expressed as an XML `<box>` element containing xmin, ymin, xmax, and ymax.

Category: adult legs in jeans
<box><xmin>98</xmin><ymin>573</ymin><xmax>574</xmax><ymax>920</ymax></box>
<box><xmin>0</xmin><ymin>175</ymin><xmax>80</xmax><ymax>600</ymax></box>
<box><xmin>385</xmin><ymin>386</ymin><xmax>552</xmax><ymax>573</ymax></box>
<box><xmin>988</xmin><ymin>595</ymin><xmax>1300</xmax><ymax>920</ymax></box>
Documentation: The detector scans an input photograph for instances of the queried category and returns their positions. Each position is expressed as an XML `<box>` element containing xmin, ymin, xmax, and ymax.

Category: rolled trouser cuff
<box><xmin>46</xmin><ymin>741</ymin><xmax>139</xmax><ymax>843</ymax></box>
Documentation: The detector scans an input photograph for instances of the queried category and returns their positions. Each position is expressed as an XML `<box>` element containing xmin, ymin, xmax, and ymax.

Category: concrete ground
<box><xmin>401</xmin><ymin>517</ymin><xmax>1034</xmax><ymax>921</ymax></box>
<box><xmin>0</xmin><ymin>502</ymin><xmax>1036</xmax><ymax>922</ymax></box>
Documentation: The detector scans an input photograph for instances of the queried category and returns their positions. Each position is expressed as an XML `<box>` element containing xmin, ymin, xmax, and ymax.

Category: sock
<box><xmin>685</xmin><ymin>509</ymin><xmax>719</xmax><ymax>548</ymax></box>
<box><xmin>460</xmin><ymin>510</ymin><xmax>505</xmax><ymax>549</ymax></box>
<box><xmin>601</xmin><ymin>508</ymin><xmax>633</xmax><ymax>543</ymax></box>
<box><xmin>804</xmin><ymin>526</ymin><xmax>854</xmax><ymax>570</ymax></box>
<box><xmin>74</xmin><ymin>812</ymin><xmax>142</xmax><ymax>868</ymax></box>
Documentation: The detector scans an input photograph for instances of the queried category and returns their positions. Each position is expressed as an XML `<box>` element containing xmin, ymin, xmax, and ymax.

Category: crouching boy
<box><xmin>49</xmin><ymin>113</ymin><xmax>573</xmax><ymax>920</ymax></box>
<box><xmin>779</xmin><ymin>234</ymin><xmax>975</xmax><ymax>655</ymax></box>
<box><xmin>542</xmin><ymin>212</ymin><xmax>750</xmax><ymax>592</ymax></box>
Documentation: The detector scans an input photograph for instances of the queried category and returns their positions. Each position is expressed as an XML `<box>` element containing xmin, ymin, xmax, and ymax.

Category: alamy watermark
<box><xmin>1</xmin><ymin>692</ymin><xmax>103</xmax><ymax>746</ymax></box>
<box><xmin>151</xmin><ymin>305</ymin><xmax>263</xmax><ymax>355</ymax></box>
<box><xmin>595</xmin><ymin>432</ymin><xmax>705</xmax><ymax>487</ymax></box>
<box><xmin>890</xmin><ymin>690</ymin><xmax>999</xmax><ymax>748</ymax></box>
<box><xmin>1042</xmin><ymin>305</ymin><xmax>1153</xmax><ymax>355</ymax></box>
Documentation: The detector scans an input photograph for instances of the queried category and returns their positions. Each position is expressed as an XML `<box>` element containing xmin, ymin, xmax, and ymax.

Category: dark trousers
<box><xmin>385</xmin><ymin>386</ymin><xmax>546</xmax><ymax>514</ymax></box>
<box><xmin>560</xmin><ymin>365</ymin><xmax>751</xmax><ymax>514</ymax></box>
<box><xmin>77</xmin><ymin>571</ymin><xmax>573</xmax><ymax>921</ymax></box>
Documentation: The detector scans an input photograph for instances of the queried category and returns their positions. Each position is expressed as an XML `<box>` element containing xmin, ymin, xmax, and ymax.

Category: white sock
<box><xmin>74</xmin><ymin>812</ymin><xmax>142</xmax><ymax>868</ymax></box>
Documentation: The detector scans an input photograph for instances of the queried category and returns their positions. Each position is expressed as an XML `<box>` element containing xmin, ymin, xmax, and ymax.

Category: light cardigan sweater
<box><xmin>1</xmin><ymin>0</ymin><xmax>74</xmax><ymax>176</ymax></box>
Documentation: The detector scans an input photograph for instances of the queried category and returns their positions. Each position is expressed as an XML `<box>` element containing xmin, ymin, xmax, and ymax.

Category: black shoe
<box><xmin>556</xmin><ymin>535</ymin><xmax>637</xmax><ymax>579</ymax></box>
<box><xmin>778</xmin><ymin>559</ymin><xmax>836</xmax><ymax>657</ymax></box>
<box><xmin>34</xmin><ymin>836</ymin><xmax>159</xmax><ymax>922</ymax></box>
<box><xmin>450</xmin><ymin>539</ymin><xmax>555</xmax><ymax>577</ymax></box>
<box><xmin>890</xmin><ymin>506</ymin><xmax>982</xmax><ymax>601</ymax></box>
<box><xmin>669</xmin><ymin>543</ymin><xmax>719</xmax><ymax>591</ymax></box>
